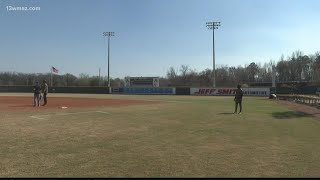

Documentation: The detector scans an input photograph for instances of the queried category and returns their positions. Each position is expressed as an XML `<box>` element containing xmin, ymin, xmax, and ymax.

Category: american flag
<box><xmin>52</xmin><ymin>66</ymin><xmax>59</xmax><ymax>73</ymax></box>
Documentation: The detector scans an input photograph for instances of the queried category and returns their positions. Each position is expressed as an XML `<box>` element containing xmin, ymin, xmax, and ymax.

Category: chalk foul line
<box><xmin>30</xmin><ymin>115</ymin><xmax>47</xmax><ymax>120</ymax></box>
<box><xmin>29</xmin><ymin>111</ymin><xmax>110</xmax><ymax>120</ymax></box>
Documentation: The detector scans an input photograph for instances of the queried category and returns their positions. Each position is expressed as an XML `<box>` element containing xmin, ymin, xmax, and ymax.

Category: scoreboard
<box><xmin>124</xmin><ymin>77</ymin><xmax>159</xmax><ymax>87</ymax></box>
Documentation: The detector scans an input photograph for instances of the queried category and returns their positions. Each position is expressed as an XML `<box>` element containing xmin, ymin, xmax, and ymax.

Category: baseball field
<box><xmin>0</xmin><ymin>93</ymin><xmax>320</xmax><ymax>177</ymax></box>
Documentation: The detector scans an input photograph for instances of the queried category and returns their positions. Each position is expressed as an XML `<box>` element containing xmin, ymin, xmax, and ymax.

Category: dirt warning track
<box><xmin>0</xmin><ymin>96</ymin><xmax>159</xmax><ymax>112</ymax></box>
<box><xmin>274</xmin><ymin>99</ymin><xmax>320</xmax><ymax>119</ymax></box>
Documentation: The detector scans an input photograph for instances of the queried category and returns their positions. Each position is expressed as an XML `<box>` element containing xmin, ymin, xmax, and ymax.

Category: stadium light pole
<box><xmin>103</xmin><ymin>32</ymin><xmax>115</xmax><ymax>90</ymax></box>
<box><xmin>206</xmin><ymin>21</ymin><xmax>221</xmax><ymax>88</ymax></box>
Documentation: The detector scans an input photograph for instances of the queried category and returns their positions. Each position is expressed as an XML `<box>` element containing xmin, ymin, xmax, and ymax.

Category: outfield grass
<box><xmin>0</xmin><ymin>94</ymin><xmax>320</xmax><ymax>177</ymax></box>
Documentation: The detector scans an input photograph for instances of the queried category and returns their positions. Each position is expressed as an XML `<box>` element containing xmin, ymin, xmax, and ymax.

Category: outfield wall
<box><xmin>270</xmin><ymin>86</ymin><xmax>319</xmax><ymax>94</ymax></box>
<box><xmin>112</xmin><ymin>87</ymin><xmax>176</xmax><ymax>95</ymax></box>
<box><xmin>0</xmin><ymin>86</ymin><xmax>32</xmax><ymax>93</ymax></box>
<box><xmin>190</xmin><ymin>87</ymin><xmax>270</xmax><ymax>97</ymax></box>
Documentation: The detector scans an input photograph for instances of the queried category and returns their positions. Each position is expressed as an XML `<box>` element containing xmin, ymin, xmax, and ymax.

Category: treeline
<box><xmin>1</xmin><ymin>50</ymin><xmax>319</xmax><ymax>87</ymax></box>
<box><xmin>164</xmin><ymin>50</ymin><xmax>320</xmax><ymax>87</ymax></box>
<box><xmin>0</xmin><ymin>73</ymin><xmax>124</xmax><ymax>87</ymax></box>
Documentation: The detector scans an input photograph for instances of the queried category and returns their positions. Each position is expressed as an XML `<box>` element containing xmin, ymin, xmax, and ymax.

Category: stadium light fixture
<box><xmin>103</xmin><ymin>32</ymin><xmax>115</xmax><ymax>90</ymax></box>
<box><xmin>206</xmin><ymin>21</ymin><xmax>221</xmax><ymax>88</ymax></box>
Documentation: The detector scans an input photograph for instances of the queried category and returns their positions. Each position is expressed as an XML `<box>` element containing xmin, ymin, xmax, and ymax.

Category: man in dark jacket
<box><xmin>234</xmin><ymin>84</ymin><xmax>244</xmax><ymax>114</ymax></box>
<box><xmin>41</xmin><ymin>80</ymin><xmax>48</xmax><ymax>106</ymax></box>
<box><xmin>33</xmin><ymin>81</ymin><xmax>41</xmax><ymax>107</ymax></box>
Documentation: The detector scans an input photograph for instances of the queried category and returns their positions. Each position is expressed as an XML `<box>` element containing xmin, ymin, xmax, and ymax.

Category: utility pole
<box><xmin>103</xmin><ymin>32</ymin><xmax>115</xmax><ymax>92</ymax></box>
<box><xmin>50</xmin><ymin>67</ymin><xmax>53</xmax><ymax>87</ymax></box>
<box><xmin>206</xmin><ymin>21</ymin><xmax>221</xmax><ymax>88</ymax></box>
<box><xmin>272</xmin><ymin>65</ymin><xmax>277</xmax><ymax>95</ymax></box>
<box><xmin>99</xmin><ymin>68</ymin><xmax>101</xmax><ymax>86</ymax></box>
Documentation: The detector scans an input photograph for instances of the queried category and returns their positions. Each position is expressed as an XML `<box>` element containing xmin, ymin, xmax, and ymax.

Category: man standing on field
<box><xmin>41</xmin><ymin>80</ymin><xmax>48</xmax><ymax>106</ymax></box>
<box><xmin>33</xmin><ymin>81</ymin><xmax>41</xmax><ymax>107</ymax></box>
<box><xmin>234</xmin><ymin>84</ymin><xmax>244</xmax><ymax>114</ymax></box>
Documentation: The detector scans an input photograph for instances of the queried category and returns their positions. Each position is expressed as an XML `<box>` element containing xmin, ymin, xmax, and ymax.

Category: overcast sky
<box><xmin>1</xmin><ymin>0</ymin><xmax>320</xmax><ymax>78</ymax></box>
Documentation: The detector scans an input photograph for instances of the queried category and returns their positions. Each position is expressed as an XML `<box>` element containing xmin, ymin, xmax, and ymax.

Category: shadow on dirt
<box><xmin>218</xmin><ymin>112</ymin><xmax>235</xmax><ymax>115</ymax></box>
<box><xmin>272</xmin><ymin>111</ymin><xmax>313</xmax><ymax>119</ymax></box>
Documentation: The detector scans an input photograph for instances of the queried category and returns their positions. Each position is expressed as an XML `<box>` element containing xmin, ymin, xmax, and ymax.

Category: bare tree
<box><xmin>247</xmin><ymin>62</ymin><xmax>260</xmax><ymax>82</ymax></box>
<box><xmin>198</xmin><ymin>68</ymin><xmax>212</xmax><ymax>87</ymax></box>
<box><xmin>75</xmin><ymin>73</ymin><xmax>90</xmax><ymax>86</ymax></box>
<box><xmin>166</xmin><ymin>66</ymin><xmax>179</xmax><ymax>86</ymax></box>
<box><xmin>179</xmin><ymin>65</ymin><xmax>190</xmax><ymax>86</ymax></box>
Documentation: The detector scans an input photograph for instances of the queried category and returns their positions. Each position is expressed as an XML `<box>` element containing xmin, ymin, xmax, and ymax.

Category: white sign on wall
<box><xmin>190</xmin><ymin>87</ymin><xmax>270</xmax><ymax>97</ymax></box>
